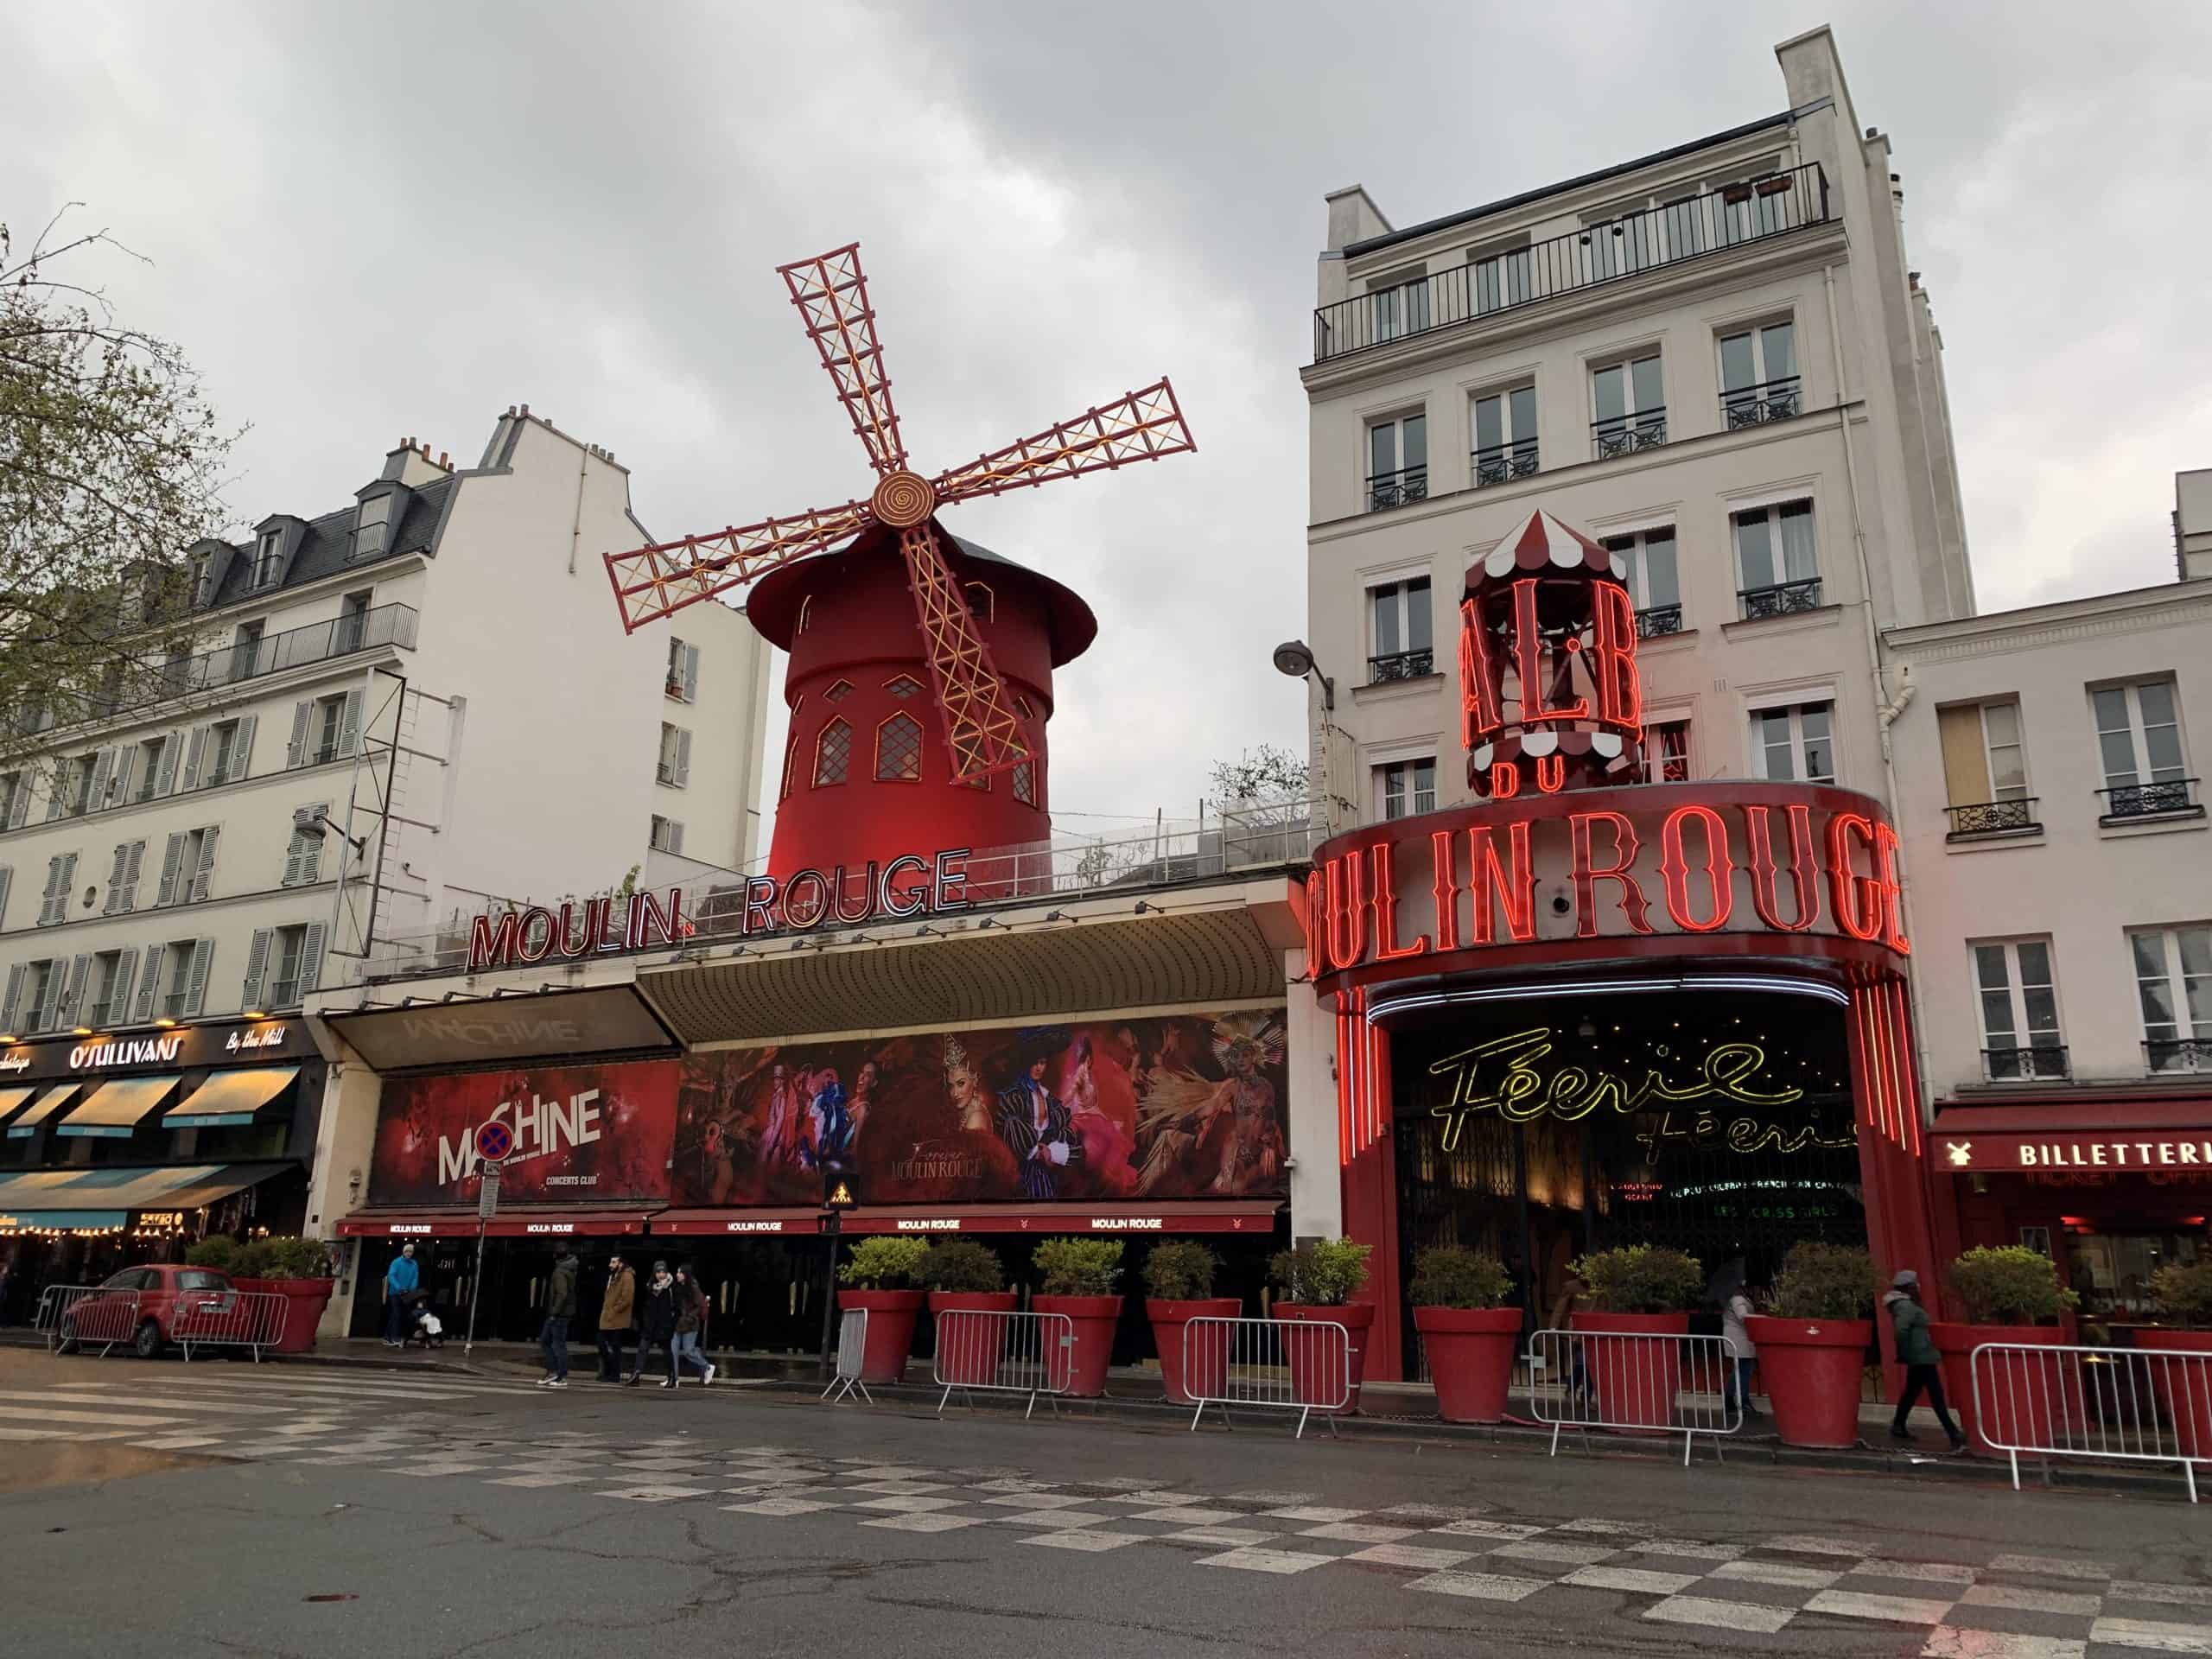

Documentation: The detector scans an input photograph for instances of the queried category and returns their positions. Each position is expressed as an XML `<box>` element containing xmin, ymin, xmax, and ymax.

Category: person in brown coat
<box><xmin>595</xmin><ymin>1253</ymin><xmax>636</xmax><ymax>1383</ymax></box>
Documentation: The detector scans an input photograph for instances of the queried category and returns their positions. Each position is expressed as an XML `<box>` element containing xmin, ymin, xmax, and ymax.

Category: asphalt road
<box><xmin>3</xmin><ymin>1345</ymin><xmax>2207</xmax><ymax>1659</ymax></box>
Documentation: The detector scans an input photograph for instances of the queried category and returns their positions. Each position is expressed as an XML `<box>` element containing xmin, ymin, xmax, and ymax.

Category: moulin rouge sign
<box><xmin>467</xmin><ymin>850</ymin><xmax>975</xmax><ymax>972</ymax></box>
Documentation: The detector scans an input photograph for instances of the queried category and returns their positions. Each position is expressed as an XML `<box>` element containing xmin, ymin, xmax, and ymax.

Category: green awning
<box><xmin>56</xmin><ymin>1075</ymin><xmax>181</xmax><ymax>1138</ymax></box>
<box><xmin>162</xmin><ymin>1066</ymin><xmax>299</xmax><ymax>1128</ymax></box>
<box><xmin>5</xmin><ymin>1084</ymin><xmax>79</xmax><ymax>1137</ymax></box>
<box><xmin>0</xmin><ymin>1208</ymin><xmax>128</xmax><ymax>1236</ymax></box>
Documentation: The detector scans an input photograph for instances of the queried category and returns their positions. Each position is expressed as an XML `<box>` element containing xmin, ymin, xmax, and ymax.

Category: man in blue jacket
<box><xmin>384</xmin><ymin>1243</ymin><xmax>420</xmax><ymax>1348</ymax></box>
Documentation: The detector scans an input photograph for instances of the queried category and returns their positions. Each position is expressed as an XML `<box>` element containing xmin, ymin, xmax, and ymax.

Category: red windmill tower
<box><xmin>605</xmin><ymin>243</ymin><xmax>1194</xmax><ymax>888</ymax></box>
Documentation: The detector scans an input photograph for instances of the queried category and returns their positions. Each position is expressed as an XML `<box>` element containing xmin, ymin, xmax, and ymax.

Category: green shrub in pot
<box><xmin>184</xmin><ymin>1236</ymin><xmax>242</xmax><ymax>1273</ymax></box>
<box><xmin>836</xmin><ymin>1236</ymin><xmax>929</xmax><ymax>1290</ymax></box>
<box><xmin>1572</xmin><ymin>1244</ymin><xmax>1704</xmax><ymax>1313</ymax></box>
<box><xmin>1406</xmin><ymin>1245</ymin><xmax>1512</xmax><ymax>1310</ymax></box>
<box><xmin>2151</xmin><ymin>1261</ymin><xmax>2212</xmax><ymax>1330</ymax></box>
<box><xmin>1143</xmin><ymin>1240</ymin><xmax>1221</xmax><ymax>1301</ymax></box>
<box><xmin>1765</xmin><ymin>1242</ymin><xmax>1878</xmax><ymax>1320</ymax></box>
<box><xmin>918</xmin><ymin>1237</ymin><xmax>1006</xmax><ymax>1294</ymax></box>
<box><xmin>1268</xmin><ymin>1237</ymin><xmax>1371</xmax><ymax>1306</ymax></box>
<box><xmin>1033</xmin><ymin>1237</ymin><xmax>1123</xmax><ymax>1296</ymax></box>
<box><xmin>1949</xmin><ymin>1245</ymin><xmax>2077</xmax><ymax>1325</ymax></box>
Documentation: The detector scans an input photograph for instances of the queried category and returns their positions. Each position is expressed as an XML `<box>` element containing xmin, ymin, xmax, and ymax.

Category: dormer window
<box><xmin>353</xmin><ymin>493</ymin><xmax>394</xmax><ymax>560</ymax></box>
<box><xmin>253</xmin><ymin>529</ymin><xmax>283</xmax><ymax>588</ymax></box>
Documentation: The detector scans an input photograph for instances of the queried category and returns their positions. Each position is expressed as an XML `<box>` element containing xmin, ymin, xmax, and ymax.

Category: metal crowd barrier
<box><xmin>931</xmin><ymin>1308</ymin><xmax>1073</xmax><ymax>1421</ymax></box>
<box><xmin>1526</xmin><ymin>1328</ymin><xmax>1743</xmax><ymax>1465</ymax></box>
<box><xmin>1182</xmin><ymin>1315</ymin><xmax>1352</xmax><ymax>1440</ymax></box>
<box><xmin>171</xmin><ymin>1288</ymin><xmax>287</xmax><ymax>1363</ymax></box>
<box><xmin>1969</xmin><ymin>1341</ymin><xmax>2212</xmax><ymax>1503</ymax></box>
<box><xmin>35</xmin><ymin>1285</ymin><xmax>143</xmax><ymax>1356</ymax></box>
<box><xmin>821</xmin><ymin>1307</ymin><xmax>872</xmax><ymax>1406</ymax></box>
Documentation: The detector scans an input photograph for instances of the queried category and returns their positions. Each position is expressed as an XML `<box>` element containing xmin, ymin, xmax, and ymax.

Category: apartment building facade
<box><xmin>1291</xmin><ymin>27</ymin><xmax>1966</xmax><ymax>1376</ymax></box>
<box><xmin>0</xmin><ymin>410</ymin><xmax>770</xmax><ymax>1271</ymax></box>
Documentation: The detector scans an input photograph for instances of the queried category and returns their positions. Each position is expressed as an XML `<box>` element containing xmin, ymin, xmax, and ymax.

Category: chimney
<box><xmin>384</xmin><ymin>436</ymin><xmax>450</xmax><ymax>487</ymax></box>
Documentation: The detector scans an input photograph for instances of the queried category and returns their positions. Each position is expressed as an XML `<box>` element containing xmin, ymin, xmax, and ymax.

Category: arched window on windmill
<box><xmin>885</xmin><ymin>674</ymin><xmax>924</xmax><ymax>700</ymax></box>
<box><xmin>796</xmin><ymin>594</ymin><xmax>812</xmax><ymax>635</ymax></box>
<box><xmin>779</xmin><ymin>696</ymin><xmax>805</xmax><ymax>801</ymax></box>
<box><xmin>964</xmin><ymin>582</ymin><xmax>994</xmax><ymax>622</ymax></box>
<box><xmin>814</xmin><ymin>717</ymin><xmax>852</xmax><ymax>786</ymax></box>
<box><xmin>875</xmin><ymin>712</ymin><xmax>924</xmax><ymax>782</ymax></box>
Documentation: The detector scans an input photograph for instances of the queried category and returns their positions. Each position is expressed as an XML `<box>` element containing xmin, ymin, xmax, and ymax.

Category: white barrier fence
<box><xmin>1526</xmin><ymin>1328</ymin><xmax>1743</xmax><ymax>1465</ymax></box>
<box><xmin>170</xmin><ymin>1289</ymin><xmax>287</xmax><ymax>1362</ymax></box>
<box><xmin>1969</xmin><ymin>1341</ymin><xmax>2212</xmax><ymax>1503</ymax></box>
<box><xmin>822</xmin><ymin>1307</ymin><xmax>872</xmax><ymax>1406</ymax></box>
<box><xmin>931</xmin><ymin>1309</ymin><xmax>1074</xmax><ymax>1421</ymax></box>
<box><xmin>1181</xmin><ymin>1316</ymin><xmax>1352</xmax><ymax>1440</ymax></box>
<box><xmin>35</xmin><ymin>1285</ymin><xmax>143</xmax><ymax>1356</ymax></box>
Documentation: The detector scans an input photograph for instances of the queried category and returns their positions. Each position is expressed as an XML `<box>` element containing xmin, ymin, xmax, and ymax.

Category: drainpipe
<box><xmin>567</xmin><ymin>442</ymin><xmax>588</xmax><ymax>576</ymax></box>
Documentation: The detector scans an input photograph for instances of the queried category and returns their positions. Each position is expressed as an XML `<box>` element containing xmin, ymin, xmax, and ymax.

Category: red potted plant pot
<box><xmin>1744</xmin><ymin>1315</ymin><xmax>1872</xmax><ymax>1448</ymax></box>
<box><xmin>1274</xmin><ymin>1301</ymin><xmax>1374</xmax><ymax>1414</ymax></box>
<box><xmin>2128</xmin><ymin>1328</ymin><xmax>2212</xmax><ymax>1459</ymax></box>
<box><xmin>1147</xmin><ymin>1298</ymin><xmax>1239</xmax><ymax>1405</ymax></box>
<box><xmin>1415</xmin><ymin>1306</ymin><xmax>1522</xmax><ymax>1424</ymax></box>
<box><xmin>930</xmin><ymin>1290</ymin><xmax>1018</xmax><ymax>1386</ymax></box>
<box><xmin>835</xmin><ymin>1288</ymin><xmax>925</xmax><ymax>1385</ymax></box>
<box><xmin>1033</xmin><ymin>1294</ymin><xmax>1121</xmax><ymax>1396</ymax></box>
<box><xmin>231</xmin><ymin>1277</ymin><xmax>336</xmax><ymax>1354</ymax></box>
<box><xmin>1932</xmin><ymin>1322</ymin><xmax>2068</xmax><ymax>1458</ymax></box>
<box><xmin>1571</xmin><ymin>1311</ymin><xmax>1689</xmax><ymax>1430</ymax></box>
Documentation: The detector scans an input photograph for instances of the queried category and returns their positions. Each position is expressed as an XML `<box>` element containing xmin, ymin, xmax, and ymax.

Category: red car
<box><xmin>55</xmin><ymin>1264</ymin><xmax>249</xmax><ymax>1358</ymax></box>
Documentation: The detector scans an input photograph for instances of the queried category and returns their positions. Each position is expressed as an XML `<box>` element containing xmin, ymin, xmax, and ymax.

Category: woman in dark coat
<box><xmin>627</xmin><ymin>1261</ymin><xmax>681</xmax><ymax>1389</ymax></box>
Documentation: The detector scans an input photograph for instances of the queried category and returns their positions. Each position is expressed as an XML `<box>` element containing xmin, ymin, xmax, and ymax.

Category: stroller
<box><xmin>401</xmin><ymin>1290</ymin><xmax>445</xmax><ymax>1350</ymax></box>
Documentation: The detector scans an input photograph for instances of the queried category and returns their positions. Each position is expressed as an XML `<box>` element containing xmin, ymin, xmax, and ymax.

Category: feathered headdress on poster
<box><xmin>1212</xmin><ymin>1011</ymin><xmax>1287</xmax><ymax>1072</ymax></box>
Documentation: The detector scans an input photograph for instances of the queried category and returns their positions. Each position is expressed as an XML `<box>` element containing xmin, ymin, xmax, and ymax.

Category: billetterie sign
<box><xmin>467</xmin><ymin>850</ymin><xmax>973</xmax><ymax>972</ymax></box>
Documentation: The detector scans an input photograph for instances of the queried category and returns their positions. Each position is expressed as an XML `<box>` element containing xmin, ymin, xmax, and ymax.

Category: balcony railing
<box><xmin>1635</xmin><ymin>606</ymin><xmax>1684</xmax><ymax>639</ymax></box>
<box><xmin>2147</xmin><ymin>1037</ymin><xmax>2212</xmax><ymax>1075</ymax></box>
<box><xmin>1471</xmin><ymin>441</ymin><xmax>1539</xmax><ymax>489</ymax></box>
<box><xmin>1313</xmin><ymin>163</ymin><xmax>1832</xmax><ymax>363</ymax></box>
<box><xmin>1592</xmin><ymin>414</ymin><xmax>1667</xmax><ymax>461</ymax></box>
<box><xmin>1723</xmin><ymin>376</ymin><xmax>1803</xmax><ymax>428</ymax></box>
<box><xmin>1946</xmin><ymin>798</ymin><xmax>2041</xmax><ymax>840</ymax></box>
<box><xmin>1984</xmin><ymin>1045</ymin><xmax>2070</xmax><ymax>1083</ymax></box>
<box><xmin>1367</xmin><ymin>467</ymin><xmax>1428</xmax><ymax>512</ymax></box>
<box><xmin>1368</xmin><ymin>649</ymin><xmax>1435</xmax><ymax>683</ymax></box>
<box><xmin>88</xmin><ymin>604</ymin><xmax>418</xmax><ymax>728</ymax></box>
<box><xmin>2099</xmin><ymin>778</ymin><xmax>2202</xmax><ymax>823</ymax></box>
<box><xmin>1738</xmin><ymin>576</ymin><xmax>1823</xmax><ymax>620</ymax></box>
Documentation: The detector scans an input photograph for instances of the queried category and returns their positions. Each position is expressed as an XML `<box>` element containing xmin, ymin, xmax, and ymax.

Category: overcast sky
<box><xmin>8</xmin><ymin>2</ymin><xmax>2209</xmax><ymax>859</ymax></box>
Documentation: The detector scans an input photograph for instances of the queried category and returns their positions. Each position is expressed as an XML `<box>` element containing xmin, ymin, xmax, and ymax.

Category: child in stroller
<box><xmin>402</xmin><ymin>1289</ymin><xmax>444</xmax><ymax>1349</ymax></box>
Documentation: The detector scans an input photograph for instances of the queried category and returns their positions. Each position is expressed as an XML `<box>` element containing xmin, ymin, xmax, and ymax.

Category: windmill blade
<box><xmin>897</xmin><ymin>521</ymin><xmax>1029</xmax><ymax>782</ymax></box>
<box><xmin>779</xmin><ymin>243</ymin><xmax>908</xmax><ymax>477</ymax></box>
<box><xmin>929</xmin><ymin>378</ymin><xmax>1195</xmax><ymax>506</ymax></box>
<box><xmin>603</xmin><ymin>499</ymin><xmax>871</xmax><ymax>633</ymax></box>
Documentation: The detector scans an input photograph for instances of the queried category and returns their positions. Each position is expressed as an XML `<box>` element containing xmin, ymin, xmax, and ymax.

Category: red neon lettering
<box><xmin>1490</xmin><ymin>760</ymin><xmax>1521</xmax><ymax>798</ymax></box>
<box><xmin>1467</xmin><ymin>821</ymin><xmax>1535</xmax><ymax>944</ymax></box>
<box><xmin>1298</xmin><ymin>868</ymin><xmax>1331</xmax><ymax>974</ymax></box>
<box><xmin>1590</xmin><ymin>582</ymin><xmax>1643</xmax><ymax>729</ymax></box>
<box><xmin>628</xmin><ymin>885</ymin><xmax>691</xmax><ymax>949</ymax></box>
<box><xmin>1429</xmin><ymin>829</ymin><xmax>1463</xmax><ymax>952</ymax></box>
<box><xmin>1534</xmin><ymin>752</ymin><xmax>1566</xmax><ymax>793</ymax></box>
<box><xmin>1744</xmin><ymin>804</ymin><xmax>1820</xmax><ymax>931</ymax></box>
<box><xmin>830</xmin><ymin>861</ymin><xmax>879</xmax><ymax>925</ymax></box>
<box><xmin>1459</xmin><ymin>598</ymin><xmax>1503</xmax><ymax>745</ymax></box>
<box><xmin>739</xmin><ymin>875</ymin><xmax>779</xmax><ymax>936</ymax></box>
<box><xmin>517</xmin><ymin>906</ymin><xmax>559</xmax><ymax>964</ymax></box>
<box><xmin>1873</xmin><ymin>822</ymin><xmax>1912</xmax><ymax>955</ymax></box>
<box><xmin>1369</xmin><ymin>842</ymin><xmax>1430</xmax><ymax>963</ymax></box>
<box><xmin>781</xmin><ymin>869</ymin><xmax>830</xmax><ymax>931</ymax></box>
<box><xmin>1658</xmin><ymin>804</ymin><xmax>1734</xmax><ymax>932</ymax></box>
<box><xmin>468</xmin><ymin>910</ymin><xmax>520</xmax><ymax>969</ymax></box>
<box><xmin>1826</xmin><ymin>812</ymin><xmax>1885</xmax><ymax>941</ymax></box>
<box><xmin>1511</xmin><ymin>578</ymin><xmax>1589</xmax><ymax>722</ymax></box>
<box><xmin>1325</xmin><ymin>850</ymin><xmax>1369</xmax><ymax>969</ymax></box>
<box><xmin>1569</xmin><ymin>810</ymin><xmax>1653</xmax><ymax>937</ymax></box>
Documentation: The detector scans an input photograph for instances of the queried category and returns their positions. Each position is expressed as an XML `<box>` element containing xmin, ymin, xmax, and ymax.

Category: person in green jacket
<box><xmin>1885</xmin><ymin>1268</ymin><xmax>1966</xmax><ymax>1452</ymax></box>
<box><xmin>537</xmin><ymin>1247</ymin><xmax>579</xmax><ymax>1389</ymax></box>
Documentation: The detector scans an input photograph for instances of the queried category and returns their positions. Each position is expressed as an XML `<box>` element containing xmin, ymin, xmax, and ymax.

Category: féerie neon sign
<box><xmin>1422</xmin><ymin>1027</ymin><xmax>1842</xmax><ymax>1160</ymax></box>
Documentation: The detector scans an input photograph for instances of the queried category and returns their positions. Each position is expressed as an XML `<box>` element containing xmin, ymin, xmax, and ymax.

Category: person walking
<box><xmin>1886</xmin><ymin>1268</ymin><xmax>1967</xmax><ymax>1453</ymax></box>
<box><xmin>382</xmin><ymin>1243</ymin><xmax>420</xmax><ymax>1349</ymax></box>
<box><xmin>537</xmin><ymin>1246</ymin><xmax>579</xmax><ymax>1388</ymax></box>
<box><xmin>1721</xmin><ymin>1281</ymin><xmax>1761</xmax><ymax>1422</ymax></box>
<box><xmin>671</xmin><ymin>1265</ymin><xmax>715</xmax><ymax>1387</ymax></box>
<box><xmin>628</xmin><ymin>1261</ymin><xmax>680</xmax><ymax>1388</ymax></box>
<box><xmin>1548</xmin><ymin>1272</ymin><xmax>1590</xmax><ymax>1411</ymax></box>
<box><xmin>596</xmin><ymin>1252</ymin><xmax>636</xmax><ymax>1383</ymax></box>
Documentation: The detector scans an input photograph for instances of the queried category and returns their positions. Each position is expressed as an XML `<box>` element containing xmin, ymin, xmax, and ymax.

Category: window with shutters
<box><xmin>1936</xmin><ymin>700</ymin><xmax>2038</xmax><ymax>838</ymax></box>
<box><xmin>103</xmin><ymin>839</ymin><xmax>146</xmax><ymax>915</ymax></box>
<box><xmin>133</xmin><ymin>735</ymin><xmax>170</xmax><ymax>803</ymax></box>
<box><xmin>657</xmin><ymin>722</ymin><xmax>691</xmax><ymax>788</ymax></box>
<box><xmin>37</xmin><ymin>852</ymin><xmax>78</xmax><ymax>925</ymax></box>
<box><xmin>649</xmin><ymin>815</ymin><xmax>684</xmax><ymax>855</ymax></box>
<box><xmin>12</xmin><ymin>959</ymin><xmax>55</xmax><ymax>1033</ymax></box>
<box><xmin>0</xmin><ymin>770</ymin><xmax>27</xmax><ymax>827</ymax></box>
<box><xmin>875</xmin><ymin>714</ymin><xmax>923</xmax><ymax>782</ymax></box>
<box><xmin>84</xmin><ymin>950</ymin><xmax>131</xmax><ymax>1027</ymax></box>
<box><xmin>149</xmin><ymin>939</ymin><xmax>210</xmax><ymax>1020</ymax></box>
<box><xmin>0</xmin><ymin>865</ymin><xmax>11</xmax><ymax>931</ymax></box>
<box><xmin>283</xmin><ymin>804</ymin><xmax>330</xmax><ymax>887</ymax></box>
<box><xmin>665</xmin><ymin>638</ymin><xmax>700</xmax><ymax>702</ymax></box>
<box><xmin>207</xmin><ymin>718</ymin><xmax>245</xmax><ymax>785</ymax></box>
<box><xmin>258</xmin><ymin>925</ymin><xmax>318</xmax><ymax>1008</ymax></box>
<box><xmin>64</xmin><ymin>753</ymin><xmax>99</xmax><ymax>817</ymax></box>
<box><xmin>161</xmin><ymin>825</ymin><xmax>219</xmax><ymax>906</ymax></box>
<box><xmin>309</xmin><ymin>696</ymin><xmax>346</xmax><ymax>766</ymax></box>
<box><xmin>814</xmin><ymin>718</ymin><xmax>852</xmax><ymax>786</ymax></box>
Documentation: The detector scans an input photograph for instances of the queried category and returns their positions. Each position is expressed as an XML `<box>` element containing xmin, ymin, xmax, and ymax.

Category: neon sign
<box><xmin>1421</xmin><ymin>1027</ymin><xmax>1845</xmax><ymax>1162</ymax></box>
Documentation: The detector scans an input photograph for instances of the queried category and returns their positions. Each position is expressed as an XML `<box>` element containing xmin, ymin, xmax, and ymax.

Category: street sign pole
<box><xmin>462</xmin><ymin>1156</ymin><xmax>502</xmax><ymax>1357</ymax></box>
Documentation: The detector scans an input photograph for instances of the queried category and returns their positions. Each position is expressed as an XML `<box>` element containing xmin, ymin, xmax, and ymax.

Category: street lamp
<box><xmin>1271</xmin><ymin>639</ymin><xmax>1335</xmax><ymax>710</ymax></box>
<box><xmin>291</xmin><ymin>806</ymin><xmax>367</xmax><ymax>859</ymax></box>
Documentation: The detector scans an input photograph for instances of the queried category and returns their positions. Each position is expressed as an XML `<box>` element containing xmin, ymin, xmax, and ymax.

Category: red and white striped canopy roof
<box><xmin>1471</xmin><ymin>509</ymin><xmax>1618</xmax><ymax>586</ymax></box>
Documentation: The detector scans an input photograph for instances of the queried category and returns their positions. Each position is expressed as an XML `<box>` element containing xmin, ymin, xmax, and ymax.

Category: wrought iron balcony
<box><xmin>87</xmin><ymin>603</ymin><xmax>419</xmax><ymax>728</ymax></box>
<box><xmin>1946</xmin><ymin>798</ymin><xmax>2041</xmax><ymax>840</ymax></box>
<box><xmin>2146</xmin><ymin>1037</ymin><xmax>2212</xmax><ymax>1075</ymax></box>
<box><xmin>1313</xmin><ymin>162</ymin><xmax>1833</xmax><ymax>363</ymax></box>
<box><xmin>1471</xmin><ymin>441</ymin><xmax>1539</xmax><ymax>489</ymax></box>
<box><xmin>1738</xmin><ymin>577</ymin><xmax>1823</xmax><ymax>620</ymax></box>
<box><xmin>1635</xmin><ymin>605</ymin><xmax>1684</xmax><ymax>639</ymax></box>
<box><xmin>2099</xmin><ymin>778</ymin><xmax>2202</xmax><ymax>823</ymax></box>
<box><xmin>1983</xmin><ymin>1045</ymin><xmax>2070</xmax><ymax>1083</ymax></box>
<box><xmin>1592</xmin><ymin>415</ymin><xmax>1667</xmax><ymax>461</ymax></box>
<box><xmin>1368</xmin><ymin>649</ymin><xmax>1435</xmax><ymax>683</ymax></box>
<box><xmin>1366</xmin><ymin>467</ymin><xmax>1429</xmax><ymax>512</ymax></box>
<box><xmin>1723</xmin><ymin>376</ymin><xmax>1803</xmax><ymax>428</ymax></box>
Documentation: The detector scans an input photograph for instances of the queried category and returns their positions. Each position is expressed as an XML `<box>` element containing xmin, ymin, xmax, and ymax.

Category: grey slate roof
<box><xmin>198</xmin><ymin>477</ymin><xmax>454</xmax><ymax>610</ymax></box>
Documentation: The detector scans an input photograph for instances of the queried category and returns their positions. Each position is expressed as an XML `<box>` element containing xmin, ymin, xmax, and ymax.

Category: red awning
<box><xmin>336</xmin><ymin>1208</ymin><xmax>658</xmax><ymax>1239</ymax></box>
<box><xmin>836</xmin><ymin>1200</ymin><xmax>1282</xmax><ymax>1236</ymax></box>
<box><xmin>651</xmin><ymin>1207</ymin><xmax>823</xmax><ymax>1237</ymax></box>
<box><xmin>1929</xmin><ymin>1097</ymin><xmax>2212</xmax><ymax>1179</ymax></box>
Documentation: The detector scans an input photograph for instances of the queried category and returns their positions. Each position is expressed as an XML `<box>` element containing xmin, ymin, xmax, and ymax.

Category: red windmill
<box><xmin>604</xmin><ymin>244</ymin><xmax>1196</xmax><ymax>795</ymax></box>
